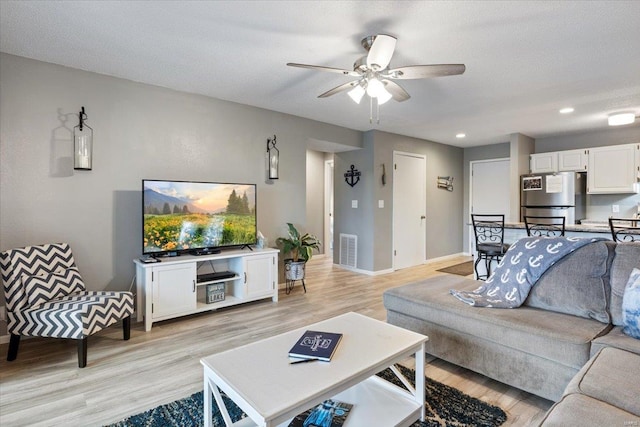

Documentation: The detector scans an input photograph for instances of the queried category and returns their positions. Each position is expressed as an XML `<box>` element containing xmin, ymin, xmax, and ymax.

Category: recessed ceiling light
<box><xmin>456</xmin><ymin>133</ymin><xmax>466</xmax><ymax>138</ymax></box>
<box><xmin>608</xmin><ymin>113</ymin><xmax>636</xmax><ymax>126</ymax></box>
<box><xmin>559</xmin><ymin>107</ymin><xmax>574</xmax><ymax>114</ymax></box>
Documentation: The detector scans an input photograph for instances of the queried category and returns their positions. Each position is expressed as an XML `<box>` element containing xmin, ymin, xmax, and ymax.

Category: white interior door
<box><xmin>324</xmin><ymin>160</ymin><xmax>334</xmax><ymax>253</ymax></box>
<box><xmin>470</xmin><ymin>159</ymin><xmax>511</xmax><ymax>218</ymax></box>
<box><xmin>393</xmin><ymin>152</ymin><xmax>426</xmax><ymax>270</ymax></box>
<box><xmin>470</xmin><ymin>158</ymin><xmax>511</xmax><ymax>257</ymax></box>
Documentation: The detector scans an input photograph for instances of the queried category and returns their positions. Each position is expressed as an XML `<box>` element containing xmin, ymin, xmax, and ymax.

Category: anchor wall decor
<box><xmin>344</xmin><ymin>164</ymin><xmax>361</xmax><ymax>187</ymax></box>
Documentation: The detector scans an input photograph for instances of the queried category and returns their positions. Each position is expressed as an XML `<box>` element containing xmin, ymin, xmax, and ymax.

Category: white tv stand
<box><xmin>134</xmin><ymin>248</ymin><xmax>279</xmax><ymax>331</ymax></box>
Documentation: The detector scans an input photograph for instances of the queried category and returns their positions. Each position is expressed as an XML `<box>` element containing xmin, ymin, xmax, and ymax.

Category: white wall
<box><xmin>0</xmin><ymin>53</ymin><xmax>361</xmax><ymax>297</ymax></box>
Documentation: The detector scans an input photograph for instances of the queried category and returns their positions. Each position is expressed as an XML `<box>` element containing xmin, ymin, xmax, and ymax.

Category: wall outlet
<box><xmin>351</xmin><ymin>200</ymin><xmax>358</xmax><ymax>209</ymax></box>
<box><xmin>0</xmin><ymin>306</ymin><xmax>6</xmax><ymax>322</ymax></box>
<box><xmin>612</xmin><ymin>204</ymin><xmax>620</xmax><ymax>213</ymax></box>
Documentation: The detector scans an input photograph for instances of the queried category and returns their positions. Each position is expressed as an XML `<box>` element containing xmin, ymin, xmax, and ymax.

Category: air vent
<box><xmin>339</xmin><ymin>234</ymin><xmax>357</xmax><ymax>268</ymax></box>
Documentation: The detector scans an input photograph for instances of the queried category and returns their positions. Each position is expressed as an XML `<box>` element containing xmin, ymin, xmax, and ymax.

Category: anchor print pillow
<box><xmin>450</xmin><ymin>236</ymin><xmax>605</xmax><ymax>308</ymax></box>
<box><xmin>621</xmin><ymin>268</ymin><xmax>640</xmax><ymax>339</ymax></box>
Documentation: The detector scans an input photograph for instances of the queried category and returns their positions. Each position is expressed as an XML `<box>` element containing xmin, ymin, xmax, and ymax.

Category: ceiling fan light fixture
<box><xmin>377</xmin><ymin>87</ymin><xmax>393</xmax><ymax>105</ymax></box>
<box><xmin>608</xmin><ymin>112</ymin><xmax>635</xmax><ymax>126</ymax></box>
<box><xmin>348</xmin><ymin>83</ymin><xmax>366</xmax><ymax>104</ymax></box>
<box><xmin>366</xmin><ymin>78</ymin><xmax>385</xmax><ymax>98</ymax></box>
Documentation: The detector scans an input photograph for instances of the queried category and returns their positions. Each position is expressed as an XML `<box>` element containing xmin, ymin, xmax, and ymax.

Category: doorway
<box><xmin>324</xmin><ymin>159</ymin><xmax>334</xmax><ymax>253</ymax></box>
<box><xmin>393</xmin><ymin>151</ymin><xmax>426</xmax><ymax>270</ymax></box>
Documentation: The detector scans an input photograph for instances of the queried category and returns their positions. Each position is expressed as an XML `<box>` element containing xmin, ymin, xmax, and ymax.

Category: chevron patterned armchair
<box><xmin>1</xmin><ymin>243</ymin><xmax>134</xmax><ymax>367</ymax></box>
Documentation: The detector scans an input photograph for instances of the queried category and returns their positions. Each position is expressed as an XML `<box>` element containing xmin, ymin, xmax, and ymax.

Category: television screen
<box><xmin>142</xmin><ymin>179</ymin><xmax>257</xmax><ymax>255</ymax></box>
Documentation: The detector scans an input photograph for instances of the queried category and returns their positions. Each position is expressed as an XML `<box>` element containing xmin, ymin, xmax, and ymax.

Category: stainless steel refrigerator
<box><xmin>520</xmin><ymin>171</ymin><xmax>586</xmax><ymax>224</ymax></box>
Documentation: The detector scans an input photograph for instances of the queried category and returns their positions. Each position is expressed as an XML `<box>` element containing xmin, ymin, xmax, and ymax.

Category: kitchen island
<box><xmin>503</xmin><ymin>221</ymin><xmax>612</xmax><ymax>243</ymax></box>
<box><xmin>469</xmin><ymin>221</ymin><xmax>612</xmax><ymax>279</ymax></box>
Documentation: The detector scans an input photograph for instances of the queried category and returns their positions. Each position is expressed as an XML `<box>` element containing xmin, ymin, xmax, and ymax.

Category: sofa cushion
<box><xmin>523</xmin><ymin>240</ymin><xmax>614</xmax><ymax>323</ymax></box>
<box><xmin>539</xmin><ymin>394</ymin><xmax>640</xmax><ymax>426</ymax></box>
<box><xmin>622</xmin><ymin>268</ymin><xmax>640</xmax><ymax>339</ymax></box>
<box><xmin>383</xmin><ymin>274</ymin><xmax>610</xmax><ymax>369</ymax></box>
<box><xmin>610</xmin><ymin>243</ymin><xmax>640</xmax><ymax>326</ymax></box>
<box><xmin>590</xmin><ymin>326</ymin><xmax>640</xmax><ymax>357</ymax></box>
<box><xmin>563</xmin><ymin>347</ymin><xmax>640</xmax><ymax>416</ymax></box>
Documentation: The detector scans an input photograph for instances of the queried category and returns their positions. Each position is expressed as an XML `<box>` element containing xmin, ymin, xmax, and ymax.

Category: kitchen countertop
<box><xmin>504</xmin><ymin>222</ymin><xmax>611</xmax><ymax>234</ymax></box>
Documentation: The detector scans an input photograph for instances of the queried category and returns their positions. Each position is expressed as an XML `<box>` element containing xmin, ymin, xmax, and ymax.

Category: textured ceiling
<box><xmin>1</xmin><ymin>0</ymin><xmax>639</xmax><ymax>147</ymax></box>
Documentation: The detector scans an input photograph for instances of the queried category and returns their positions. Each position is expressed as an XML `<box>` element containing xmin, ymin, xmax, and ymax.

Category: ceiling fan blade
<box><xmin>318</xmin><ymin>81</ymin><xmax>358</xmax><ymax>98</ymax></box>
<box><xmin>286</xmin><ymin>63</ymin><xmax>360</xmax><ymax>77</ymax></box>
<box><xmin>387</xmin><ymin>64</ymin><xmax>466</xmax><ymax>79</ymax></box>
<box><xmin>366</xmin><ymin>35</ymin><xmax>397</xmax><ymax>70</ymax></box>
<box><xmin>382</xmin><ymin>80</ymin><xmax>411</xmax><ymax>102</ymax></box>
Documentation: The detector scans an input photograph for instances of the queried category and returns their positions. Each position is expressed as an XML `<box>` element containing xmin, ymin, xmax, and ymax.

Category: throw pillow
<box><xmin>23</xmin><ymin>267</ymin><xmax>86</xmax><ymax>307</ymax></box>
<box><xmin>622</xmin><ymin>268</ymin><xmax>640</xmax><ymax>339</ymax></box>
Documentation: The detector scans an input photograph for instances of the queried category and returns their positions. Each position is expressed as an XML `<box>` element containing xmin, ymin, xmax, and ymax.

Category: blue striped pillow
<box><xmin>22</xmin><ymin>268</ymin><xmax>86</xmax><ymax>307</ymax></box>
<box><xmin>622</xmin><ymin>268</ymin><xmax>640</xmax><ymax>339</ymax></box>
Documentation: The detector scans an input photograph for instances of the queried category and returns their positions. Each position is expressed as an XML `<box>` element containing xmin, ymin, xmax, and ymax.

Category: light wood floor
<box><xmin>0</xmin><ymin>255</ymin><xmax>552</xmax><ymax>426</ymax></box>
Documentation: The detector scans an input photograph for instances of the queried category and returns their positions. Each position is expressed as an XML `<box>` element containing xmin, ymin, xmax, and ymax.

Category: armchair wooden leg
<box><xmin>78</xmin><ymin>337</ymin><xmax>88</xmax><ymax>368</ymax></box>
<box><xmin>7</xmin><ymin>334</ymin><xmax>20</xmax><ymax>361</ymax></box>
<box><xmin>123</xmin><ymin>316</ymin><xmax>131</xmax><ymax>341</ymax></box>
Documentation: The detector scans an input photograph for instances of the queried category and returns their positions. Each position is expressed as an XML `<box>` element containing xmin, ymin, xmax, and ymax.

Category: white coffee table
<box><xmin>200</xmin><ymin>312</ymin><xmax>428</xmax><ymax>427</ymax></box>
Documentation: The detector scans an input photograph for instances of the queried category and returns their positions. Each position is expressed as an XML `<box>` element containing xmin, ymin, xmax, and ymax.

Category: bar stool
<box><xmin>471</xmin><ymin>214</ymin><xmax>510</xmax><ymax>280</ymax></box>
<box><xmin>609</xmin><ymin>217</ymin><xmax>640</xmax><ymax>242</ymax></box>
<box><xmin>524</xmin><ymin>215</ymin><xmax>566</xmax><ymax>237</ymax></box>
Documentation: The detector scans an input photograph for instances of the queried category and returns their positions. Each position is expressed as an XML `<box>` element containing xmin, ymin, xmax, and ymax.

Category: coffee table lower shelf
<box><xmin>213</xmin><ymin>374</ymin><xmax>422</xmax><ymax>427</ymax></box>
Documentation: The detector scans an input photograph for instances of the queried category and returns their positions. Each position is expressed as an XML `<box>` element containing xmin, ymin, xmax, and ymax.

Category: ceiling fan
<box><xmin>287</xmin><ymin>34</ymin><xmax>465</xmax><ymax>121</ymax></box>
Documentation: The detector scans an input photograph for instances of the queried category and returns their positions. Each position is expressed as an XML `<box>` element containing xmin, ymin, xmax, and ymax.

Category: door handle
<box><xmin>421</xmin><ymin>215</ymin><xmax>426</xmax><ymax>219</ymax></box>
<box><xmin>192</xmin><ymin>279</ymin><xmax>196</xmax><ymax>292</ymax></box>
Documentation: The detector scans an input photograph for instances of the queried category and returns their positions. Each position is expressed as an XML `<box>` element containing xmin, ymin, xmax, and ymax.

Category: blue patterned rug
<box><xmin>107</xmin><ymin>365</ymin><xmax>506</xmax><ymax>427</ymax></box>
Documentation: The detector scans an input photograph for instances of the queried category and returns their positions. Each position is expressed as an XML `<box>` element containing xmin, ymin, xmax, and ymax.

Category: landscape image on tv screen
<box><xmin>143</xmin><ymin>180</ymin><xmax>256</xmax><ymax>254</ymax></box>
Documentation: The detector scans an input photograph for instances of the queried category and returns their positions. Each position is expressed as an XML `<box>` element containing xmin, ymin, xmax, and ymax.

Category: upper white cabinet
<box><xmin>530</xmin><ymin>152</ymin><xmax>557</xmax><ymax>173</ymax></box>
<box><xmin>531</xmin><ymin>150</ymin><xmax>589</xmax><ymax>173</ymax></box>
<box><xmin>558</xmin><ymin>149</ymin><xmax>588</xmax><ymax>172</ymax></box>
<box><xmin>587</xmin><ymin>143</ymin><xmax>640</xmax><ymax>194</ymax></box>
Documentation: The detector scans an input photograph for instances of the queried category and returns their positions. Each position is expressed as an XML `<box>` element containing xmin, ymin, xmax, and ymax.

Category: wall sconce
<box><xmin>267</xmin><ymin>135</ymin><xmax>279</xmax><ymax>179</ymax></box>
<box><xmin>73</xmin><ymin>106</ymin><xmax>93</xmax><ymax>170</ymax></box>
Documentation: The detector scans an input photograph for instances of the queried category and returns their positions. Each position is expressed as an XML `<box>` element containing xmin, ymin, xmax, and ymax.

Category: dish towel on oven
<box><xmin>450</xmin><ymin>236</ymin><xmax>606</xmax><ymax>308</ymax></box>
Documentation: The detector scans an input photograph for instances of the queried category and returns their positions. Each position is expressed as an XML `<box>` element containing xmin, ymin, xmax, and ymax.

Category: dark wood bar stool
<box><xmin>471</xmin><ymin>214</ymin><xmax>510</xmax><ymax>281</ymax></box>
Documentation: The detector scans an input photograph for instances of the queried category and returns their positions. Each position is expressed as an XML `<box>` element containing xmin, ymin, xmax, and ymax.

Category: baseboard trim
<box><xmin>424</xmin><ymin>252</ymin><xmax>470</xmax><ymax>264</ymax></box>
<box><xmin>333</xmin><ymin>264</ymin><xmax>394</xmax><ymax>276</ymax></box>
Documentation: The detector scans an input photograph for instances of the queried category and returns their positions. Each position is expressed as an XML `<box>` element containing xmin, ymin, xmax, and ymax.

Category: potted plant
<box><xmin>276</xmin><ymin>223</ymin><xmax>321</xmax><ymax>281</ymax></box>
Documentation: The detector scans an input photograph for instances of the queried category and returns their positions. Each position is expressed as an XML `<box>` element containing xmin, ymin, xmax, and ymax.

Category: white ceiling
<box><xmin>1</xmin><ymin>1</ymin><xmax>639</xmax><ymax>147</ymax></box>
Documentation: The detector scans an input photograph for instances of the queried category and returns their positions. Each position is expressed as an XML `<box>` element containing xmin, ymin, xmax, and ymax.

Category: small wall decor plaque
<box><xmin>437</xmin><ymin>176</ymin><xmax>454</xmax><ymax>192</ymax></box>
<box><xmin>344</xmin><ymin>165</ymin><xmax>361</xmax><ymax>187</ymax></box>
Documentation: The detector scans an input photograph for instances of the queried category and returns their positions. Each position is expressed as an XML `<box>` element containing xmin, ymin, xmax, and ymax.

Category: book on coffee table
<box><xmin>288</xmin><ymin>399</ymin><xmax>353</xmax><ymax>427</ymax></box>
<box><xmin>288</xmin><ymin>330</ymin><xmax>343</xmax><ymax>362</ymax></box>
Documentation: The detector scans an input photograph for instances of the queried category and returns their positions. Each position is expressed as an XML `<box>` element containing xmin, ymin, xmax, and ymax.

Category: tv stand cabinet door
<box><xmin>152</xmin><ymin>263</ymin><xmax>197</xmax><ymax>319</ymax></box>
<box><xmin>244</xmin><ymin>254</ymin><xmax>277</xmax><ymax>300</ymax></box>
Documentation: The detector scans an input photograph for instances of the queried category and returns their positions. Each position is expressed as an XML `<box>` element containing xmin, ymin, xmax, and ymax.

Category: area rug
<box><xmin>437</xmin><ymin>261</ymin><xmax>474</xmax><ymax>277</ymax></box>
<box><xmin>106</xmin><ymin>365</ymin><xmax>506</xmax><ymax>427</ymax></box>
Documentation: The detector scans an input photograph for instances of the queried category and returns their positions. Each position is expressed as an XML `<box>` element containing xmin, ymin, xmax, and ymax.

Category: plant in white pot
<box><xmin>276</xmin><ymin>223</ymin><xmax>321</xmax><ymax>283</ymax></box>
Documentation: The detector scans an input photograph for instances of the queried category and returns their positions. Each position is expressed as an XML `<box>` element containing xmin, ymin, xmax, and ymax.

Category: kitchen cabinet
<box><xmin>587</xmin><ymin>143</ymin><xmax>640</xmax><ymax>194</ymax></box>
<box><xmin>530</xmin><ymin>152</ymin><xmax>557</xmax><ymax>173</ymax></box>
<box><xmin>558</xmin><ymin>149</ymin><xmax>588</xmax><ymax>172</ymax></box>
<box><xmin>531</xmin><ymin>150</ymin><xmax>588</xmax><ymax>173</ymax></box>
<box><xmin>135</xmin><ymin>248</ymin><xmax>279</xmax><ymax>331</ymax></box>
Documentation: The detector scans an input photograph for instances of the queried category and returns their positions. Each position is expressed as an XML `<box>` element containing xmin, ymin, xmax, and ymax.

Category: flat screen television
<box><xmin>142</xmin><ymin>179</ymin><xmax>257</xmax><ymax>256</ymax></box>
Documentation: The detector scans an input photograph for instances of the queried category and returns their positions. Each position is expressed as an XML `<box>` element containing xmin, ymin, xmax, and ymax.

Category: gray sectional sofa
<box><xmin>383</xmin><ymin>240</ymin><xmax>640</xmax><ymax>424</ymax></box>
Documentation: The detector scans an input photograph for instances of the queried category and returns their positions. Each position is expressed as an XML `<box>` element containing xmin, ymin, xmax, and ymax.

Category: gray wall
<box><xmin>534</xmin><ymin>125</ymin><xmax>640</xmax><ymax>152</ymax></box>
<box><xmin>334</xmin><ymin>130</ymin><xmax>464</xmax><ymax>272</ymax></box>
<box><xmin>0</xmin><ymin>53</ymin><xmax>361</xmax><ymax>297</ymax></box>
